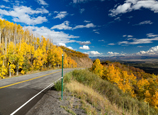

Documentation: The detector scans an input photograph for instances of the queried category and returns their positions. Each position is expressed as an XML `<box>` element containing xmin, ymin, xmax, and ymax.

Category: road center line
<box><xmin>0</xmin><ymin>71</ymin><xmax>60</xmax><ymax>89</ymax></box>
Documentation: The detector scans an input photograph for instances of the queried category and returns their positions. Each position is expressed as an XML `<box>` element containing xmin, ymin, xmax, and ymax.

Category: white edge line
<box><xmin>10</xmin><ymin>77</ymin><xmax>62</xmax><ymax>115</ymax></box>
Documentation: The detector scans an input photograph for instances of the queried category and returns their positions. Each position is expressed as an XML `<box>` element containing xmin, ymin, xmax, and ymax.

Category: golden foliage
<box><xmin>0</xmin><ymin>19</ymin><xmax>77</xmax><ymax>78</ymax></box>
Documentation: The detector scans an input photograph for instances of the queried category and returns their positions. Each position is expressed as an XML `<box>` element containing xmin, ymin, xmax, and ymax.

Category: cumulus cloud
<box><xmin>58</xmin><ymin>43</ymin><xmax>66</xmax><ymax>47</ymax></box>
<box><xmin>119</xmin><ymin>33</ymin><xmax>158</xmax><ymax>45</ymax></box>
<box><xmin>84</xmin><ymin>51</ymin><xmax>102</xmax><ymax>57</ymax></box>
<box><xmin>79</xmin><ymin>45</ymin><xmax>90</xmax><ymax>50</ymax></box>
<box><xmin>24</xmin><ymin>26</ymin><xmax>79</xmax><ymax>45</ymax></box>
<box><xmin>109</xmin><ymin>0</ymin><xmax>158</xmax><ymax>16</ymax></box>
<box><xmin>107</xmin><ymin>52</ymin><xmax>119</xmax><ymax>55</ymax></box>
<box><xmin>67</xmin><ymin>46</ymin><xmax>73</xmax><ymax>50</ymax></box>
<box><xmin>51</xmin><ymin>21</ymin><xmax>72</xmax><ymax>30</ymax></box>
<box><xmin>136</xmin><ymin>46</ymin><xmax>158</xmax><ymax>55</ymax></box>
<box><xmin>36</xmin><ymin>0</ymin><xmax>48</xmax><ymax>5</ymax></box>
<box><xmin>73</xmin><ymin>23</ymin><xmax>96</xmax><ymax>29</ymax></box>
<box><xmin>53</xmin><ymin>11</ymin><xmax>68</xmax><ymax>19</ymax></box>
<box><xmin>0</xmin><ymin>6</ymin><xmax>49</xmax><ymax>25</ymax></box>
<box><xmin>78</xmin><ymin>41</ymin><xmax>91</xmax><ymax>45</ymax></box>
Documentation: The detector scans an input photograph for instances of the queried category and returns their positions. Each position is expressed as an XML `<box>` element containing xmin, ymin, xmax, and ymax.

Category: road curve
<box><xmin>0</xmin><ymin>68</ymin><xmax>76</xmax><ymax>115</ymax></box>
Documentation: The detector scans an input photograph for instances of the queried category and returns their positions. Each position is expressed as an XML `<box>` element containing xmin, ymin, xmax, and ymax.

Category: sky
<box><xmin>0</xmin><ymin>0</ymin><xmax>158</xmax><ymax>57</ymax></box>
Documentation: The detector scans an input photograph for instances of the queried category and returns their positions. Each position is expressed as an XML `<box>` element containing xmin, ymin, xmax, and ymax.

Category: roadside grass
<box><xmin>54</xmin><ymin>69</ymin><xmax>157</xmax><ymax>115</ymax></box>
<box><xmin>60</xmin><ymin>106</ymin><xmax>76</xmax><ymax>115</ymax></box>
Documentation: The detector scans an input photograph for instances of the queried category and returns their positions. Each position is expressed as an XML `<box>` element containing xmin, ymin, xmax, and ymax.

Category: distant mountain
<box><xmin>90</xmin><ymin>55</ymin><xmax>158</xmax><ymax>61</ymax></box>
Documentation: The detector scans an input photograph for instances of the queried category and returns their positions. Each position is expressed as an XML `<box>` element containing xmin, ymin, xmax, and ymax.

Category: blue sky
<box><xmin>0</xmin><ymin>0</ymin><xmax>158</xmax><ymax>57</ymax></box>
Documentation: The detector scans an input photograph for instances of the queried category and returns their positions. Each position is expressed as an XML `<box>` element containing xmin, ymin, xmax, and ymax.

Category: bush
<box><xmin>65</xmin><ymin>69</ymin><xmax>157</xmax><ymax>115</ymax></box>
<box><xmin>53</xmin><ymin>80</ymin><xmax>65</xmax><ymax>91</ymax></box>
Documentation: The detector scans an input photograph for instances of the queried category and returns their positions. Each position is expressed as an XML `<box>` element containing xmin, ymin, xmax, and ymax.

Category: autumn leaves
<box><xmin>91</xmin><ymin>59</ymin><xmax>158</xmax><ymax>108</ymax></box>
<box><xmin>0</xmin><ymin>19</ymin><xmax>77</xmax><ymax>79</ymax></box>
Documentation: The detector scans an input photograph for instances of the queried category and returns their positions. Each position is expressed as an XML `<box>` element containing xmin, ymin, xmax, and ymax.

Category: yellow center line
<box><xmin>0</xmin><ymin>71</ymin><xmax>61</xmax><ymax>89</ymax></box>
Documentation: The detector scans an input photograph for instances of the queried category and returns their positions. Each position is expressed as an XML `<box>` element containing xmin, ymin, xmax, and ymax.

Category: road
<box><xmin>0</xmin><ymin>68</ymin><xmax>76</xmax><ymax>115</ymax></box>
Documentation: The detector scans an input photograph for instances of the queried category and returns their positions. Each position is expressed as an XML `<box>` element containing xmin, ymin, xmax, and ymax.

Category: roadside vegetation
<box><xmin>54</xmin><ymin>58</ymin><xmax>158</xmax><ymax>114</ymax></box>
<box><xmin>0</xmin><ymin>19</ymin><xmax>80</xmax><ymax>79</ymax></box>
<box><xmin>54</xmin><ymin>68</ymin><xmax>157</xmax><ymax>115</ymax></box>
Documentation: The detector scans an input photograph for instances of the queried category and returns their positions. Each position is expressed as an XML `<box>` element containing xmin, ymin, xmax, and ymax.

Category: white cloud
<box><xmin>51</xmin><ymin>21</ymin><xmax>72</xmax><ymax>30</ymax></box>
<box><xmin>136</xmin><ymin>46</ymin><xmax>158</xmax><ymax>55</ymax></box>
<box><xmin>137</xmin><ymin>46</ymin><xmax>143</xmax><ymax>48</ymax></box>
<box><xmin>79</xmin><ymin>45</ymin><xmax>90</xmax><ymax>50</ymax></box>
<box><xmin>73</xmin><ymin>23</ymin><xmax>96</xmax><ymax>29</ymax></box>
<box><xmin>127</xmin><ymin>35</ymin><xmax>133</xmax><ymax>37</ymax></box>
<box><xmin>119</xmin><ymin>37</ymin><xmax>158</xmax><ymax>45</ymax></box>
<box><xmin>147</xmin><ymin>33</ymin><xmax>158</xmax><ymax>37</ymax></box>
<box><xmin>51</xmin><ymin>21</ymin><xmax>96</xmax><ymax>30</ymax></box>
<box><xmin>95</xmin><ymin>32</ymin><xmax>100</xmax><ymax>34</ymax></box>
<box><xmin>3</xmin><ymin>0</ymin><xmax>9</xmax><ymax>2</ymax></box>
<box><xmin>123</xmin><ymin>35</ymin><xmax>127</xmax><ymax>37</ymax></box>
<box><xmin>73</xmin><ymin>0</ymin><xmax>88</xmax><ymax>3</ymax></box>
<box><xmin>78</xmin><ymin>41</ymin><xmax>91</xmax><ymax>45</ymax></box>
<box><xmin>0</xmin><ymin>5</ymin><xmax>6</xmax><ymax>8</ymax></box>
<box><xmin>67</xmin><ymin>46</ymin><xmax>73</xmax><ymax>50</ymax></box>
<box><xmin>114</xmin><ymin>17</ymin><xmax>121</xmax><ymax>21</ymax></box>
<box><xmin>84</xmin><ymin>51</ymin><xmax>102</xmax><ymax>57</ymax></box>
<box><xmin>136</xmin><ymin>20</ymin><xmax>153</xmax><ymax>25</ymax></box>
<box><xmin>0</xmin><ymin>16</ymin><xmax>4</xmax><ymax>20</ymax></box>
<box><xmin>24</xmin><ymin>26</ymin><xmax>79</xmax><ymax>45</ymax></box>
<box><xmin>36</xmin><ymin>0</ymin><xmax>48</xmax><ymax>5</ymax></box>
<box><xmin>108</xmin><ymin>43</ymin><xmax>115</xmax><ymax>45</ymax></box>
<box><xmin>80</xmin><ymin>8</ymin><xmax>85</xmax><ymax>14</ymax></box>
<box><xmin>119</xmin><ymin>33</ymin><xmax>158</xmax><ymax>45</ymax></box>
<box><xmin>109</xmin><ymin>0</ymin><xmax>158</xmax><ymax>16</ymax></box>
<box><xmin>53</xmin><ymin>11</ymin><xmax>68</xmax><ymax>19</ymax></box>
<box><xmin>0</xmin><ymin>6</ymin><xmax>49</xmax><ymax>25</ymax></box>
<box><xmin>84</xmin><ymin>20</ymin><xmax>90</xmax><ymax>23</ymax></box>
<box><xmin>58</xmin><ymin>43</ymin><xmax>66</xmax><ymax>47</ymax></box>
<box><xmin>107</xmin><ymin>52</ymin><xmax>119</xmax><ymax>55</ymax></box>
<box><xmin>73</xmin><ymin>0</ymin><xmax>104</xmax><ymax>4</ymax></box>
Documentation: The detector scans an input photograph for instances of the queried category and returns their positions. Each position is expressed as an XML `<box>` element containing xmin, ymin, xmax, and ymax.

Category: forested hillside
<box><xmin>0</xmin><ymin>19</ymin><xmax>88</xmax><ymax>79</ymax></box>
<box><xmin>60</xmin><ymin>46</ymin><xmax>93</xmax><ymax>67</ymax></box>
<box><xmin>91</xmin><ymin>59</ymin><xmax>158</xmax><ymax>109</ymax></box>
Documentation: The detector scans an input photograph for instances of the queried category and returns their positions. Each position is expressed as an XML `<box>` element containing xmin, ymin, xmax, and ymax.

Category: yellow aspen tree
<box><xmin>91</xmin><ymin>59</ymin><xmax>103</xmax><ymax>78</ymax></box>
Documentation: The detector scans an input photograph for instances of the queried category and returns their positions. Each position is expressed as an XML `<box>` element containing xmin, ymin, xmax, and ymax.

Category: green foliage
<box><xmin>53</xmin><ymin>80</ymin><xmax>65</xmax><ymax>91</ymax></box>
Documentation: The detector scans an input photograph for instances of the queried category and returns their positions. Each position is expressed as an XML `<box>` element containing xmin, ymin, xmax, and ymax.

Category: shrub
<box><xmin>65</xmin><ymin>69</ymin><xmax>157</xmax><ymax>115</ymax></box>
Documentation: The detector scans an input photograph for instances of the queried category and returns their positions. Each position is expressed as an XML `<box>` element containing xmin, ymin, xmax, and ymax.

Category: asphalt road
<box><xmin>0</xmin><ymin>68</ymin><xmax>76</xmax><ymax>115</ymax></box>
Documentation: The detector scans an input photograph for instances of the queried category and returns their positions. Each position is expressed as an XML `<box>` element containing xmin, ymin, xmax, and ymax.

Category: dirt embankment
<box><xmin>71</xmin><ymin>56</ymin><xmax>93</xmax><ymax>68</ymax></box>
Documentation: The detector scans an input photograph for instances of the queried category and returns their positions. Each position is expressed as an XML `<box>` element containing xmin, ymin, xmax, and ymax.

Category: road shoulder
<box><xmin>26</xmin><ymin>89</ymin><xmax>86</xmax><ymax>115</ymax></box>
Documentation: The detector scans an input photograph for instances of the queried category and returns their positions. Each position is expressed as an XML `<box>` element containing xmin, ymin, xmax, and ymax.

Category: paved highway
<box><xmin>0</xmin><ymin>68</ymin><xmax>76</xmax><ymax>115</ymax></box>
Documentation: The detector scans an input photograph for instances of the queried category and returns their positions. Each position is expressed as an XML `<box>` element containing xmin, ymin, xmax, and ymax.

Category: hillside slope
<box><xmin>60</xmin><ymin>46</ymin><xmax>93</xmax><ymax>67</ymax></box>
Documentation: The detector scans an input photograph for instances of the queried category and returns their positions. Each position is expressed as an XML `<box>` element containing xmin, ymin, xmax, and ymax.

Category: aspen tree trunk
<box><xmin>9</xmin><ymin>65</ymin><xmax>11</xmax><ymax>77</ymax></box>
<box><xmin>0</xmin><ymin>31</ymin><xmax>1</xmax><ymax>44</ymax></box>
<box><xmin>5</xmin><ymin>36</ymin><xmax>7</xmax><ymax>54</ymax></box>
<box><xmin>16</xmin><ymin>62</ymin><xmax>19</xmax><ymax>76</ymax></box>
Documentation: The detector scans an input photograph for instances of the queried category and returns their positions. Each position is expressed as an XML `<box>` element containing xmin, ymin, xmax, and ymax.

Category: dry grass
<box><xmin>66</xmin><ymin>80</ymin><xmax>131</xmax><ymax>115</ymax></box>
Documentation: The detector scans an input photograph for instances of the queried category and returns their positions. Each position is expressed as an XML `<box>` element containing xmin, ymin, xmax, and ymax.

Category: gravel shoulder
<box><xmin>26</xmin><ymin>88</ymin><xmax>86</xmax><ymax>115</ymax></box>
